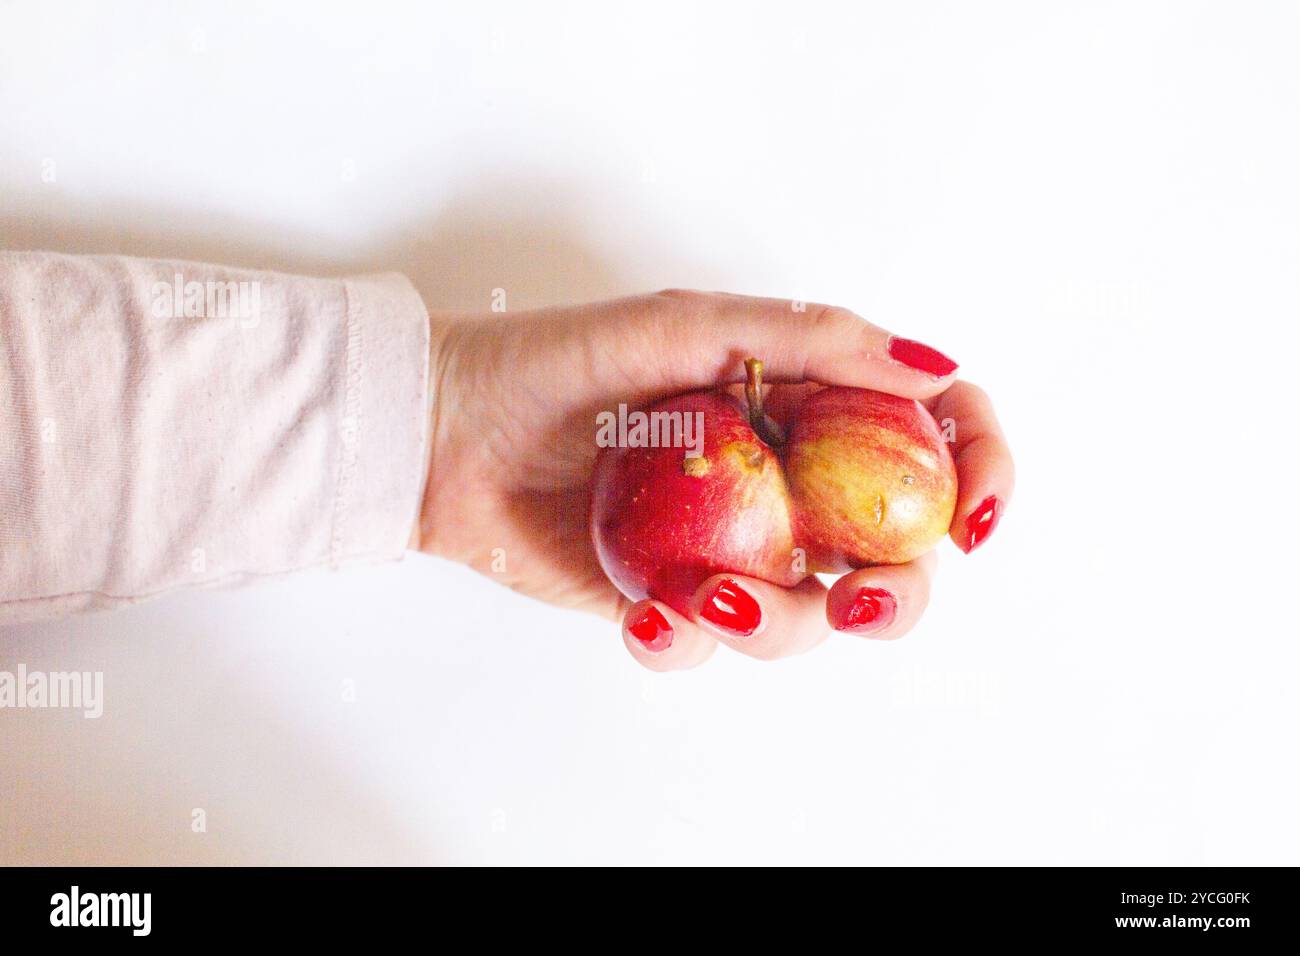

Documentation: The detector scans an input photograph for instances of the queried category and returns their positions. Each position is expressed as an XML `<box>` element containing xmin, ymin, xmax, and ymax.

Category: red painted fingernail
<box><xmin>959</xmin><ymin>495</ymin><xmax>1003</xmax><ymax>553</ymax></box>
<box><xmin>700</xmin><ymin>578</ymin><xmax>762</xmax><ymax>637</ymax></box>
<box><xmin>887</xmin><ymin>336</ymin><xmax>958</xmax><ymax>377</ymax></box>
<box><xmin>833</xmin><ymin>586</ymin><xmax>898</xmax><ymax>634</ymax></box>
<box><xmin>627</xmin><ymin>605</ymin><xmax>673</xmax><ymax>652</ymax></box>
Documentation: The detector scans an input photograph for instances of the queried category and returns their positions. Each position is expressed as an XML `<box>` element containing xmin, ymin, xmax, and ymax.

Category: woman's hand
<box><xmin>416</xmin><ymin>291</ymin><xmax>1013</xmax><ymax>669</ymax></box>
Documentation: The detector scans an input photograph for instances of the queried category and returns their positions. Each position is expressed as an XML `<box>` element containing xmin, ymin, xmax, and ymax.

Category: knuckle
<box><xmin>949</xmin><ymin>379</ymin><xmax>993</xmax><ymax>412</ymax></box>
<box><xmin>810</xmin><ymin>304</ymin><xmax>864</xmax><ymax>335</ymax></box>
<box><xmin>650</xmin><ymin>288</ymin><xmax>715</xmax><ymax>334</ymax></box>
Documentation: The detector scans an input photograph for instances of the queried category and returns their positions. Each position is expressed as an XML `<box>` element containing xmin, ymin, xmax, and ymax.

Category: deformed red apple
<box><xmin>590</xmin><ymin>358</ymin><xmax>957</xmax><ymax>615</ymax></box>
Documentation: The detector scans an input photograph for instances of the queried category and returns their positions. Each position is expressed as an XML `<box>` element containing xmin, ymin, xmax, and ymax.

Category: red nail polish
<box><xmin>887</xmin><ymin>336</ymin><xmax>958</xmax><ymax>377</ymax></box>
<box><xmin>700</xmin><ymin>578</ymin><xmax>762</xmax><ymax>637</ymax></box>
<box><xmin>627</xmin><ymin>605</ymin><xmax>673</xmax><ymax>652</ymax></box>
<box><xmin>960</xmin><ymin>495</ymin><xmax>1003</xmax><ymax>553</ymax></box>
<box><xmin>833</xmin><ymin>586</ymin><xmax>897</xmax><ymax>634</ymax></box>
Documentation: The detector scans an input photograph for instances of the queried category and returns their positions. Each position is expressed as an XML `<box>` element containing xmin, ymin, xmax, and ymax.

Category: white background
<box><xmin>2</xmin><ymin>1</ymin><xmax>1298</xmax><ymax>864</ymax></box>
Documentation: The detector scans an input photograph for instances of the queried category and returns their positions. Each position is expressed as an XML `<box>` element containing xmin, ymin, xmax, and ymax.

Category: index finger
<box><xmin>641</xmin><ymin>290</ymin><xmax>961</xmax><ymax>401</ymax></box>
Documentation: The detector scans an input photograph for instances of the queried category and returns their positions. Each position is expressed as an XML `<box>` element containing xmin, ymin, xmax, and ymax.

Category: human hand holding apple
<box><xmin>416</xmin><ymin>290</ymin><xmax>1013</xmax><ymax>669</ymax></box>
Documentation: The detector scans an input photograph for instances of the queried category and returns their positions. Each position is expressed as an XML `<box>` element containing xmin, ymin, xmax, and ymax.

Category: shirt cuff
<box><xmin>335</xmin><ymin>273</ymin><xmax>432</xmax><ymax>567</ymax></box>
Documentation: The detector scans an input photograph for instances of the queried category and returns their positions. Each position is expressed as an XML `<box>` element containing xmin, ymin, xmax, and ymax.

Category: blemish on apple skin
<box><xmin>872</xmin><ymin>494</ymin><xmax>886</xmax><ymax>527</ymax></box>
<box><xmin>724</xmin><ymin>441</ymin><xmax>765</xmax><ymax>471</ymax></box>
<box><xmin>683</xmin><ymin>456</ymin><xmax>711</xmax><ymax>477</ymax></box>
<box><xmin>902</xmin><ymin>475</ymin><xmax>915</xmax><ymax>485</ymax></box>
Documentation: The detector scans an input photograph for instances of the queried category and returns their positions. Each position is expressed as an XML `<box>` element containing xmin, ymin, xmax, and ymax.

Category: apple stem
<box><xmin>744</xmin><ymin>357</ymin><xmax>786</xmax><ymax>448</ymax></box>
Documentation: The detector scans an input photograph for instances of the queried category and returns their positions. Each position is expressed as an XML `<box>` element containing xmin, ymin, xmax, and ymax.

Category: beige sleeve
<box><xmin>0</xmin><ymin>251</ymin><xmax>433</xmax><ymax>625</ymax></box>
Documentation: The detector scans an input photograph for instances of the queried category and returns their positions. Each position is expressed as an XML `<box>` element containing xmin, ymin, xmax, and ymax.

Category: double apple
<box><xmin>591</xmin><ymin>358</ymin><xmax>957</xmax><ymax>615</ymax></box>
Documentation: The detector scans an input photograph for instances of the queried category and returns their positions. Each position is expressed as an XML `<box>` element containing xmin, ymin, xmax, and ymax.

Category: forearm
<box><xmin>0</xmin><ymin>251</ymin><xmax>433</xmax><ymax>624</ymax></box>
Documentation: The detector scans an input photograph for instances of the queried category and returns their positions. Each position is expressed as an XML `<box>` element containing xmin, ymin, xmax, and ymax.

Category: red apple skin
<box><xmin>784</xmin><ymin>387</ymin><xmax>957</xmax><ymax>572</ymax></box>
<box><xmin>590</xmin><ymin>392</ymin><xmax>803</xmax><ymax>616</ymax></box>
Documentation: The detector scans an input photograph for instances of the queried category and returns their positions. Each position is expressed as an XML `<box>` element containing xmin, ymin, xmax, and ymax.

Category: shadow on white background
<box><xmin>0</xmin><ymin>178</ymin><xmax>649</xmax><ymax>864</ymax></box>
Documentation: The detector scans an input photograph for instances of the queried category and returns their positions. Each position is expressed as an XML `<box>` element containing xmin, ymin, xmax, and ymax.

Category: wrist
<box><xmin>411</xmin><ymin>307</ymin><xmax>461</xmax><ymax>555</ymax></box>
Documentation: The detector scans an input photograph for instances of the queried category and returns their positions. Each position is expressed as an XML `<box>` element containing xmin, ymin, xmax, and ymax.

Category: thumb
<box><xmin>632</xmin><ymin>290</ymin><xmax>959</xmax><ymax>400</ymax></box>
